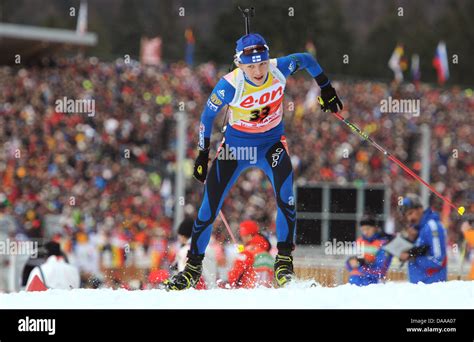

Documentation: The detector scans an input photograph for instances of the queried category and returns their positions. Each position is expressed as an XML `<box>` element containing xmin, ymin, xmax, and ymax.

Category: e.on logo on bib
<box><xmin>239</xmin><ymin>85</ymin><xmax>283</xmax><ymax>109</ymax></box>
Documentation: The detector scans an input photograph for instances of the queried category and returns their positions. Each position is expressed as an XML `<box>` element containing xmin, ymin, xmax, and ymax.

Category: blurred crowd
<box><xmin>0</xmin><ymin>57</ymin><xmax>472</xmax><ymax>287</ymax></box>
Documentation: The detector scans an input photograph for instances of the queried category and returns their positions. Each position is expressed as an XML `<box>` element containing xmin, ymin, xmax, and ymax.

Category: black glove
<box><xmin>315</xmin><ymin>72</ymin><xmax>343</xmax><ymax>113</ymax></box>
<box><xmin>318</xmin><ymin>85</ymin><xmax>343</xmax><ymax>113</ymax></box>
<box><xmin>193</xmin><ymin>148</ymin><xmax>210</xmax><ymax>183</ymax></box>
<box><xmin>408</xmin><ymin>245</ymin><xmax>429</xmax><ymax>258</ymax></box>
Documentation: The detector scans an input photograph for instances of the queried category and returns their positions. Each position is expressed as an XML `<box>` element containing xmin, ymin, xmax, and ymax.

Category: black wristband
<box><xmin>315</xmin><ymin>72</ymin><xmax>330</xmax><ymax>88</ymax></box>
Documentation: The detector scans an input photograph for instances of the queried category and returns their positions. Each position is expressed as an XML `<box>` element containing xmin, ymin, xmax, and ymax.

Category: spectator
<box><xmin>460</xmin><ymin>221</ymin><xmax>474</xmax><ymax>280</ymax></box>
<box><xmin>21</xmin><ymin>239</ymin><xmax>69</xmax><ymax>289</ymax></box>
<box><xmin>26</xmin><ymin>241</ymin><xmax>80</xmax><ymax>291</ymax></box>
<box><xmin>226</xmin><ymin>220</ymin><xmax>273</xmax><ymax>288</ymax></box>
<box><xmin>399</xmin><ymin>194</ymin><xmax>447</xmax><ymax>284</ymax></box>
<box><xmin>346</xmin><ymin>216</ymin><xmax>393</xmax><ymax>286</ymax></box>
<box><xmin>146</xmin><ymin>269</ymin><xmax>169</xmax><ymax>289</ymax></box>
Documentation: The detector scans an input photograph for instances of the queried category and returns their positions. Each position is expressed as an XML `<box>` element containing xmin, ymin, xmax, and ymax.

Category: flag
<box><xmin>140</xmin><ymin>37</ymin><xmax>162</xmax><ymax>66</ymax></box>
<box><xmin>388</xmin><ymin>44</ymin><xmax>404</xmax><ymax>82</ymax></box>
<box><xmin>112</xmin><ymin>245</ymin><xmax>125</xmax><ymax>268</ymax></box>
<box><xmin>411</xmin><ymin>54</ymin><xmax>421</xmax><ymax>83</ymax></box>
<box><xmin>433</xmin><ymin>41</ymin><xmax>449</xmax><ymax>85</ymax></box>
<box><xmin>185</xmin><ymin>28</ymin><xmax>195</xmax><ymax>66</ymax></box>
<box><xmin>76</xmin><ymin>0</ymin><xmax>88</xmax><ymax>35</ymax></box>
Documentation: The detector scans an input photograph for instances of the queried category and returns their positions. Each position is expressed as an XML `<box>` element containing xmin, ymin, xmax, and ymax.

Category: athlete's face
<box><xmin>240</xmin><ymin>61</ymin><xmax>269</xmax><ymax>86</ymax></box>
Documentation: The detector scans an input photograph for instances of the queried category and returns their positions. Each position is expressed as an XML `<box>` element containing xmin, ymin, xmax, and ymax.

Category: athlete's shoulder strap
<box><xmin>229</xmin><ymin>68</ymin><xmax>245</xmax><ymax>106</ymax></box>
<box><xmin>269</xmin><ymin>59</ymin><xmax>287</xmax><ymax>85</ymax></box>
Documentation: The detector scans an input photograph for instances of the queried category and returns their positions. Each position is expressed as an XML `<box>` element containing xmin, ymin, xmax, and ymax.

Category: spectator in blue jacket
<box><xmin>399</xmin><ymin>194</ymin><xmax>447</xmax><ymax>284</ymax></box>
<box><xmin>346</xmin><ymin>216</ymin><xmax>393</xmax><ymax>286</ymax></box>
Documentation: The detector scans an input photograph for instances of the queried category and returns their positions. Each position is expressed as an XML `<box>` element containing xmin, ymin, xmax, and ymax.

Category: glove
<box><xmin>408</xmin><ymin>245</ymin><xmax>429</xmax><ymax>258</ymax></box>
<box><xmin>318</xmin><ymin>85</ymin><xmax>343</xmax><ymax>113</ymax></box>
<box><xmin>193</xmin><ymin>148</ymin><xmax>210</xmax><ymax>183</ymax></box>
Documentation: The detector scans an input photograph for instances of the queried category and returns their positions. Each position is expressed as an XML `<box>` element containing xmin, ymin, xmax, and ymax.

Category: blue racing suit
<box><xmin>190</xmin><ymin>53</ymin><xmax>326</xmax><ymax>255</ymax></box>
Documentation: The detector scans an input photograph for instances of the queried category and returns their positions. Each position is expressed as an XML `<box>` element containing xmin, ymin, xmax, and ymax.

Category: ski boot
<box><xmin>164</xmin><ymin>253</ymin><xmax>203</xmax><ymax>291</ymax></box>
<box><xmin>274</xmin><ymin>243</ymin><xmax>295</xmax><ymax>287</ymax></box>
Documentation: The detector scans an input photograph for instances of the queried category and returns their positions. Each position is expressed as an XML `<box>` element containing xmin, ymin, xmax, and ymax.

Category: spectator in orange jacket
<box><xmin>227</xmin><ymin>221</ymin><xmax>274</xmax><ymax>288</ymax></box>
<box><xmin>461</xmin><ymin>221</ymin><xmax>474</xmax><ymax>280</ymax></box>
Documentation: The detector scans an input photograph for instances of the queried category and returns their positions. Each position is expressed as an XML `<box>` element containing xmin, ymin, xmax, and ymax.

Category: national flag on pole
<box><xmin>76</xmin><ymin>0</ymin><xmax>88</xmax><ymax>35</ymax></box>
<box><xmin>433</xmin><ymin>41</ymin><xmax>449</xmax><ymax>85</ymax></box>
<box><xmin>185</xmin><ymin>29</ymin><xmax>195</xmax><ymax>66</ymax></box>
<box><xmin>388</xmin><ymin>44</ymin><xmax>405</xmax><ymax>82</ymax></box>
<box><xmin>140</xmin><ymin>37</ymin><xmax>162</xmax><ymax>66</ymax></box>
<box><xmin>411</xmin><ymin>54</ymin><xmax>421</xmax><ymax>83</ymax></box>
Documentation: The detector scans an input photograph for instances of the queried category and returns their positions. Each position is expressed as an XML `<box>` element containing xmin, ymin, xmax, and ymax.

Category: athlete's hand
<box><xmin>318</xmin><ymin>85</ymin><xmax>343</xmax><ymax>113</ymax></box>
<box><xmin>193</xmin><ymin>149</ymin><xmax>210</xmax><ymax>183</ymax></box>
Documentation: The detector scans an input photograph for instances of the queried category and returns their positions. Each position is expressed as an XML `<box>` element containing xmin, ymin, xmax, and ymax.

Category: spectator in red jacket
<box><xmin>227</xmin><ymin>221</ymin><xmax>274</xmax><ymax>288</ymax></box>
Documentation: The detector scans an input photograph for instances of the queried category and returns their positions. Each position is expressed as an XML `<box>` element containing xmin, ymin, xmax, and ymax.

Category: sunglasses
<box><xmin>235</xmin><ymin>44</ymin><xmax>270</xmax><ymax>61</ymax></box>
<box><xmin>241</xmin><ymin>44</ymin><xmax>269</xmax><ymax>56</ymax></box>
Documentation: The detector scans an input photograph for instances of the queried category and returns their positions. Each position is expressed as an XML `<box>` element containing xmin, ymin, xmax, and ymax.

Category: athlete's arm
<box><xmin>276</xmin><ymin>53</ymin><xmax>343</xmax><ymax>113</ymax></box>
<box><xmin>276</xmin><ymin>52</ymin><xmax>323</xmax><ymax>79</ymax></box>
<box><xmin>193</xmin><ymin>78</ymin><xmax>235</xmax><ymax>183</ymax></box>
<box><xmin>198</xmin><ymin>78</ymin><xmax>235</xmax><ymax>150</ymax></box>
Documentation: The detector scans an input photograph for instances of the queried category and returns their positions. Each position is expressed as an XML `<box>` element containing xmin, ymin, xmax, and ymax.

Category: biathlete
<box><xmin>165</xmin><ymin>33</ymin><xmax>343</xmax><ymax>290</ymax></box>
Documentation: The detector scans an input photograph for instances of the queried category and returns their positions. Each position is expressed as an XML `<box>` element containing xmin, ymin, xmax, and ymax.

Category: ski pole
<box><xmin>323</xmin><ymin>103</ymin><xmax>466</xmax><ymax>216</ymax></box>
<box><xmin>219</xmin><ymin>211</ymin><xmax>244</xmax><ymax>253</ymax></box>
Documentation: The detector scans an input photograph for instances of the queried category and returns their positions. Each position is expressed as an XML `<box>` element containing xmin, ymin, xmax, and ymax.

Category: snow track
<box><xmin>1</xmin><ymin>280</ymin><xmax>473</xmax><ymax>309</ymax></box>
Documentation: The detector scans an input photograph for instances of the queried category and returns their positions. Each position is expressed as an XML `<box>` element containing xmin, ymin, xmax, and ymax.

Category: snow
<box><xmin>1</xmin><ymin>280</ymin><xmax>473</xmax><ymax>309</ymax></box>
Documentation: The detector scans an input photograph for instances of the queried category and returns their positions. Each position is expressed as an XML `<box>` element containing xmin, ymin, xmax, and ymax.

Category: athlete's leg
<box><xmin>259</xmin><ymin>136</ymin><xmax>296</xmax><ymax>286</ymax></box>
<box><xmin>190</xmin><ymin>145</ymin><xmax>247</xmax><ymax>256</ymax></box>
<box><xmin>166</xmin><ymin>143</ymin><xmax>248</xmax><ymax>290</ymax></box>
<box><xmin>260</xmin><ymin>136</ymin><xmax>296</xmax><ymax>249</ymax></box>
